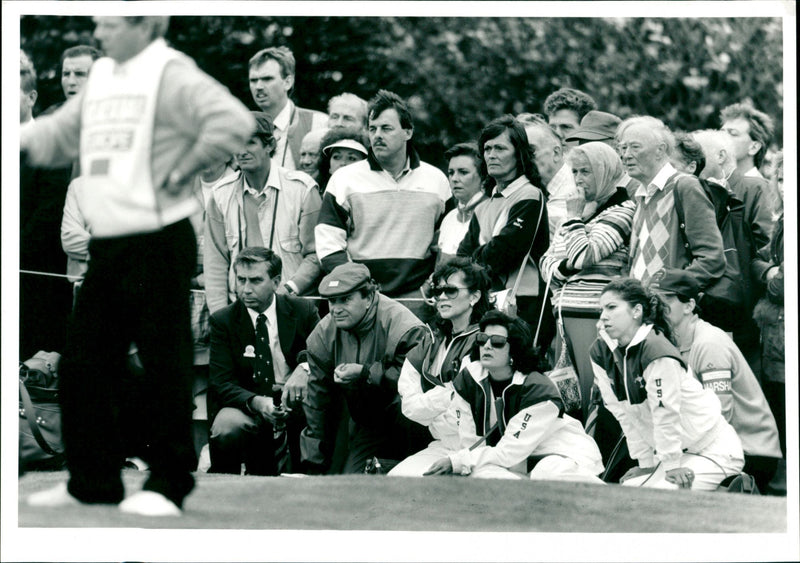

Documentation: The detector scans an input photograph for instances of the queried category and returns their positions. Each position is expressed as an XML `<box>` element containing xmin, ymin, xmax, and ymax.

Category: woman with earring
<box><xmin>422</xmin><ymin>310</ymin><xmax>604</xmax><ymax>482</ymax></box>
<box><xmin>590</xmin><ymin>278</ymin><xmax>744</xmax><ymax>490</ymax></box>
<box><xmin>390</xmin><ymin>258</ymin><xmax>492</xmax><ymax>476</ymax></box>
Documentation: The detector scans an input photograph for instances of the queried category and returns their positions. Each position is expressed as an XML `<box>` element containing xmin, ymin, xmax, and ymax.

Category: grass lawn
<box><xmin>17</xmin><ymin>468</ymin><xmax>787</xmax><ymax>532</ymax></box>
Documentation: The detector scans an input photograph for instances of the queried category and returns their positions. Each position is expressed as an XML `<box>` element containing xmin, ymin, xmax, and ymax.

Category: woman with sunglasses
<box><xmin>590</xmin><ymin>278</ymin><xmax>744</xmax><ymax>490</ymax></box>
<box><xmin>424</xmin><ymin>310</ymin><xmax>604</xmax><ymax>481</ymax></box>
<box><xmin>390</xmin><ymin>258</ymin><xmax>492</xmax><ymax>476</ymax></box>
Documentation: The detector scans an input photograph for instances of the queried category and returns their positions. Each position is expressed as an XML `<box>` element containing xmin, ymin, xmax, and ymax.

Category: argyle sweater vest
<box><xmin>629</xmin><ymin>183</ymin><xmax>677</xmax><ymax>285</ymax></box>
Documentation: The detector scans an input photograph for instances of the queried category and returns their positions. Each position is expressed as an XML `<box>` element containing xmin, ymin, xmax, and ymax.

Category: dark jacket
<box><xmin>405</xmin><ymin>323</ymin><xmax>480</xmax><ymax>392</ymax></box>
<box><xmin>302</xmin><ymin>294</ymin><xmax>426</xmax><ymax>465</ymax></box>
<box><xmin>208</xmin><ymin>295</ymin><xmax>320</xmax><ymax>417</ymax></box>
<box><xmin>753</xmin><ymin>214</ymin><xmax>784</xmax><ymax>383</ymax></box>
<box><xmin>727</xmin><ymin>168</ymin><xmax>775</xmax><ymax>286</ymax></box>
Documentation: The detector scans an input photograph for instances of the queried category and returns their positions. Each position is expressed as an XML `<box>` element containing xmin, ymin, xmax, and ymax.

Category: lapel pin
<box><xmin>243</xmin><ymin>345</ymin><xmax>255</xmax><ymax>358</ymax></box>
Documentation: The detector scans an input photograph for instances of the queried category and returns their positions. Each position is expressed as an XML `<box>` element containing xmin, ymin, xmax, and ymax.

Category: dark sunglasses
<box><xmin>431</xmin><ymin>285</ymin><xmax>469</xmax><ymax>299</ymax></box>
<box><xmin>476</xmin><ymin>332</ymin><xmax>509</xmax><ymax>348</ymax></box>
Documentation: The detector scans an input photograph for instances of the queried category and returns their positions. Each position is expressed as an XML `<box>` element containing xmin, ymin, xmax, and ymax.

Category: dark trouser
<box><xmin>343</xmin><ymin>401</ymin><xmax>432</xmax><ymax>474</ymax></box>
<box><xmin>763</xmin><ymin>381</ymin><xmax>786</xmax><ymax>457</ymax></box>
<box><xmin>594</xmin><ymin>404</ymin><xmax>635</xmax><ymax>483</ymax></box>
<box><xmin>517</xmin><ymin>295</ymin><xmax>556</xmax><ymax>370</ymax></box>
<box><xmin>733</xmin><ymin>320</ymin><xmax>763</xmax><ymax>384</ymax></box>
<box><xmin>19</xmin><ymin>270</ymin><xmax>73</xmax><ymax>359</ymax></box>
<box><xmin>208</xmin><ymin>405</ymin><xmax>305</xmax><ymax>475</ymax></box>
<box><xmin>60</xmin><ymin>219</ymin><xmax>197</xmax><ymax>507</ymax></box>
<box><xmin>743</xmin><ymin>454</ymin><xmax>779</xmax><ymax>494</ymax></box>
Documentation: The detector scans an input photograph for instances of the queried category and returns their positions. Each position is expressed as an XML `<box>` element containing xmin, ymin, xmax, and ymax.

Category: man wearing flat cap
<box><xmin>301</xmin><ymin>263</ymin><xmax>431</xmax><ymax>473</ymax></box>
<box><xmin>651</xmin><ymin>268</ymin><xmax>782</xmax><ymax>494</ymax></box>
<box><xmin>205</xmin><ymin>111</ymin><xmax>323</xmax><ymax>314</ymax></box>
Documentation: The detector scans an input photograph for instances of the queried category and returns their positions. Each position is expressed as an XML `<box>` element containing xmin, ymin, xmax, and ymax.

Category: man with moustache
<box><xmin>315</xmin><ymin>89</ymin><xmax>452</xmax><ymax>321</ymax></box>
<box><xmin>248</xmin><ymin>46</ymin><xmax>328</xmax><ymax>170</ymax></box>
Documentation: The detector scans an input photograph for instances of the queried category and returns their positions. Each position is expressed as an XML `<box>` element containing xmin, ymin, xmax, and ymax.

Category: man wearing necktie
<box><xmin>207</xmin><ymin>247</ymin><xmax>319</xmax><ymax>475</ymax></box>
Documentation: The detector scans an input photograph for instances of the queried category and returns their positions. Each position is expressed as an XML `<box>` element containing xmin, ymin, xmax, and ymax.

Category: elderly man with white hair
<box><xmin>327</xmin><ymin>92</ymin><xmax>368</xmax><ymax>131</ymax></box>
<box><xmin>617</xmin><ymin>116</ymin><xmax>725</xmax><ymax>290</ymax></box>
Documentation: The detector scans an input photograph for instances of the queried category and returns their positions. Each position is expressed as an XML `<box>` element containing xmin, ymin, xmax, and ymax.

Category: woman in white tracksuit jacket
<box><xmin>590</xmin><ymin>278</ymin><xmax>744</xmax><ymax>490</ymax></box>
<box><xmin>423</xmin><ymin>310</ymin><xmax>604</xmax><ymax>481</ymax></box>
<box><xmin>390</xmin><ymin>259</ymin><xmax>492</xmax><ymax>476</ymax></box>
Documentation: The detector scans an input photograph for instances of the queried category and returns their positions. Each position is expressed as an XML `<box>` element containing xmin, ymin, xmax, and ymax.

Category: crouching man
<box><xmin>301</xmin><ymin>263</ymin><xmax>431</xmax><ymax>473</ymax></box>
<box><xmin>208</xmin><ymin>247</ymin><xmax>319</xmax><ymax>475</ymax></box>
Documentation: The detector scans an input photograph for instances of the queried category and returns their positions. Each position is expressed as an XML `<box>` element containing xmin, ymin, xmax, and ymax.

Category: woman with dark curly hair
<box><xmin>316</xmin><ymin>126</ymin><xmax>369</xmax><ymax>193</ymax></box>
<box><xmin>390</xmin><ymin>258</ymin><xmax>492</xmax><ymax>476</ymax></box>
<box><xmin>590</xmin><ymin>278</ymin><xmax>744</xmax><ymax>490</ymax></box>
<box><xmin>422</xmin><ymin>310</ymin><xmax>604</xmax><ymax>481</ymax></box>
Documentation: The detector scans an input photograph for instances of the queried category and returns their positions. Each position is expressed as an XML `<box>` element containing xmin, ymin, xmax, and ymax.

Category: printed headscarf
<box><xmin>568</xmin><ymin>141</ymin><xmax>626</xmax><ymax>206</ymax></box>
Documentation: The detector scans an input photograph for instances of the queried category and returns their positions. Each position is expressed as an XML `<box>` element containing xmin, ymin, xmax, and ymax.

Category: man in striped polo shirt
<box><xmin>315</xmin><ymin>90</ymin><xmax>452</xmax><ymax>321</ymax></box>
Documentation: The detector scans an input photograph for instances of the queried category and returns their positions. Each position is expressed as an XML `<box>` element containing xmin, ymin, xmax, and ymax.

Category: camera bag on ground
<box><xmin>19</xmin><ymin>351</ymin><xmax>65</xmax><ymax>473</ymax></box>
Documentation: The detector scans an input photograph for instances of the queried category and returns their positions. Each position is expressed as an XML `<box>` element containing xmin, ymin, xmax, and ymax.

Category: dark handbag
<box><xmin>19</xmin><ymin>351</ymin><xmax>65</xmax><ymax>472</ymax></box>
<box><xmin>717</xmin><ymin>473</ymin><xmax>760</xmax><ymax>495</ymax></box>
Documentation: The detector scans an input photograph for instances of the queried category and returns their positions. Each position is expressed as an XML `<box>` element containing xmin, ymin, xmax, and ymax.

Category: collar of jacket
<box><xmin>349</xmin><ymin>291</ymin><xmax>381</xmax><ymax>337</ymax></box>
<box><xmin>367</xmin><ymin>144</ymin><xmax>421</xmax><ymax>171</ymax></box>
<box><xmin>463</xmin><ymin>359</ymin><xmax>526</xmax><ymax>387</ymax></box>
<box><xmin>599</xmin><ymin>323</ymin><xmax>654</xmax><ymax>352</ymax></box>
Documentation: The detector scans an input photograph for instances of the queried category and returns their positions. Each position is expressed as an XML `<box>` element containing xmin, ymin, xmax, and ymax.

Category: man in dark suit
<box><xmin>208</xmin><ymin>246</ymin><xmax>319</xmax><ymax>475</ymax></box>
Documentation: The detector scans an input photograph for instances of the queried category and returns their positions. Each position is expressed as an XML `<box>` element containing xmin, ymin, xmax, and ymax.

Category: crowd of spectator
<box><xmin>19</xmin><ymin>16</ymin><xmax>787</xmax><ymax>517</ymax></box>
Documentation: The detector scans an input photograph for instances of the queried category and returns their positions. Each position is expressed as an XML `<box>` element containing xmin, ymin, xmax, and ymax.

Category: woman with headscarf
<box><xmin>539</xmin><ymin>141</ymin><xmax>636</xmax><ymax>416</ymax></box>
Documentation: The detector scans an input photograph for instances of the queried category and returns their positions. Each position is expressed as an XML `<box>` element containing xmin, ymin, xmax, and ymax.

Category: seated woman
<box><xmin>590</xmin><ymin>278</ymin><xmax>745</xmax><ymax>490</ymax></box>
<box><xmin>539</xmin><ymin>141</ymin><xmax>636</xmax><ymax>417</ymax></box>
<box><xmin>316</xmin><ymin>126</ymin><xmax>369</xmax><ymax>194</ymax></box>
<box><xmin>390</xmin><ymin>258</ymin><xmax>492</xmax><ymax>476</ymax></box>
<box><xmin>435</xmin><ymin>143</ymin><xmax>488</xmax><ymax>267</ymax></box>
<box><xmin>423</xmin><ymin>310</ymin><xmax>604</xmax><ymax>482</ymax></box>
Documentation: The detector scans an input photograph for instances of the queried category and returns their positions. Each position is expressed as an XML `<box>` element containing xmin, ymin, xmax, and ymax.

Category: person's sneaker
<box><xmin>119</xmin><ymin>491</ymin><xmax>181</xmax><ymax>517</ymax></box>
<box><xmin>27</xmin><ymin>483</ymin><xmax>82</xmax><ymax>507</ymax></box>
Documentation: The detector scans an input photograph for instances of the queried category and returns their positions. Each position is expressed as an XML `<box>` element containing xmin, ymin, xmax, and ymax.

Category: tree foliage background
<box><xmin>21</xmin><ymin>15</ymin><xmax>784</xmax><ymax>168</ymax></box>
